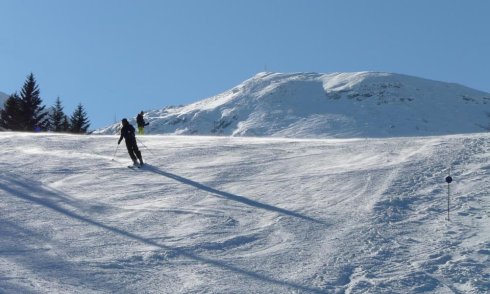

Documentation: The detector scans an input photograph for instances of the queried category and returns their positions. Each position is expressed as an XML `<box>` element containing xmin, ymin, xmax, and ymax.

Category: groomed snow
<box><xmin>0</xmin><ymin>132</ymin><xmax>488</xmax><ymax>293</ymax></box>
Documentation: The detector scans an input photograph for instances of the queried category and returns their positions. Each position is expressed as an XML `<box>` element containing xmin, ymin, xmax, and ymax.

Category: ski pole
<box><xmin>136</xmin><ymin>137</ymin><xmax>155</xmax><ymax>156</ymax></box>
<box><xmin>111</xmin><ymin>144</ymin><xmax>119</xmax><ymax>161</ymax></box>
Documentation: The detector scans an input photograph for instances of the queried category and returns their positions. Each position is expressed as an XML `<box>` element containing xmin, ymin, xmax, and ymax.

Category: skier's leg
<box><xmin>126</xmin><ymin>141</ymin><xmax>138</xmax><ymax>164</ymax></box>
<box><xmin>137</xmin><ymin>152</ymin><xmax>143</xmax><ymax>165</ymax></box>
<box><xmin>133</xmin><ymin>142</ymin><xmax>143</xmax><ymax>165</ymax></box>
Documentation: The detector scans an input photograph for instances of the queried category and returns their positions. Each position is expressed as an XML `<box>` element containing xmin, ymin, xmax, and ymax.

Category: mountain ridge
<box><xmin>95</xmin><ymin>72</ymin><xmax>490</xmax><ymax>138</ymax></box>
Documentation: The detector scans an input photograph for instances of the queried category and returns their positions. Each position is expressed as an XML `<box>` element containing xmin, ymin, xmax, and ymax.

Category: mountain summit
<box><xmin>97</xmin><ymin>72</ymin><xmax>490</xmax><ymax>138</ymax></box>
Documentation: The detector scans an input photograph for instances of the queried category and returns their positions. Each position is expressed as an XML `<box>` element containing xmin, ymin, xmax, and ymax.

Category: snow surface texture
<box><xmin>95</xmin><ymin>72</ymin><xmax>490</xmax><ymax>138</ymax></box>
<box><xmin>0</xmin><ymin>132</ymin><xmax>488</xmax><ymax>293</ymax></box>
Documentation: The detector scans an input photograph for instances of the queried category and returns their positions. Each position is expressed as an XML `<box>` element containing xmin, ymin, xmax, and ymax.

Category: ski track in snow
<box><xmin>0</xmin><ymin>132</ymin><xmax>488</xmax><ymax>293</ymax></box>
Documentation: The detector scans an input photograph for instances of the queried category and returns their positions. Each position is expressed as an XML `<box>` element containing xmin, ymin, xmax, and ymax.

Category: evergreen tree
<box><xmin>62</xmin><ymin>116</ymin><xmax>71</xmax><ymax>132</ymax></box>
<box><xmin>0</xmin><ymin>93</ymin><xmax>23</xmax><ymax>130</ymax></box>
<box><xmin>18</xmin><ymin>73</ymin><xmax>48</xmax><ymax>131</ymax></box>
<box><xmin>69</xmin><ymin>103</ymin><xmax>90</xmax><ymax>134</ymax></box>
<box><xmin>49</xmin><ymin>97</ymin><xmax>69</xmax><ymax>132</ymax></box>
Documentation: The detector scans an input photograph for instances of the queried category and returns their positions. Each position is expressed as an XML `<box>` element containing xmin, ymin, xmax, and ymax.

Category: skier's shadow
<box><xmin>144</xmin><ymin>165</ymin><xmax>328</xmax><ymax>226</ymax></box>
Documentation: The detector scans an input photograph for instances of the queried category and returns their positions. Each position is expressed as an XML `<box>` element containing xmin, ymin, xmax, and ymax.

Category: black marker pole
<box><xmin>445</xmin><ymin>171</ymin><xmax>453</xmax><ymax>221</ymax></box>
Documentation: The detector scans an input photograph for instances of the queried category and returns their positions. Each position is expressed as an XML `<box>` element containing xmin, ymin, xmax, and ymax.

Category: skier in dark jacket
<box><xmin>136</xmin><ymin>111</ymin><xmax>149</xmax><ymax>135</ymax></box>
<box><xmin>118</xmin><ymin>118</ymin><xmax>143</xmax><ymax>166</ymax></box>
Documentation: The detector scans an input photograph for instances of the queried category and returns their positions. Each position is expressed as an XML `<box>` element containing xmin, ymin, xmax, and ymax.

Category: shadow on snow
<box><xmin>0</xmin><ymin>174</ymin><xmax>325</xmax><ymax>293</ymax></box>
<box><xmin>143</xmin><ymin>164</ymin><xmax>328</xmax><ymax>226</ymax></box>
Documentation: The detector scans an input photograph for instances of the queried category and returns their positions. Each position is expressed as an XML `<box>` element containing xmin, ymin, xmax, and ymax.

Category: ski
<box><xmin>127</xmin><ymin>163</ymin><xmax>145</xmax><ymax>169</ymax></box>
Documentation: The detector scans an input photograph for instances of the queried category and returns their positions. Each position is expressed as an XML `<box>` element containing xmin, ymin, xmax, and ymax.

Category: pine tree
<box><xmin>69</xmin><ymin>103</ymin><xmax>90</xmax><ymax>134</ymax></box>
<box><xmin>0</xmin><ymin>93</ymin><xmax>23</xmax><ymax>130</ymax></box>
<box><xmin>18</xmin><ymin>73</ymin><xmax>48</xmax><ymax>131</ymax></box>
<box><xmin>62</xmin><ymin>116</ymin><xmax>71</xmax><ymax>132</ymax></box>
<box><xmin>49</xmin><ymin>97</ymin><xmax>69</xmax><ymax>132</ymax></box>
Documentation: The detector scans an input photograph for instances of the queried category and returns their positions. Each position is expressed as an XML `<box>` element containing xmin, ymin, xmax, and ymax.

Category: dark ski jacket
<box><xmin>137</xmin><ymin>114</ymin><xmax>149</xmax><ymax>128</ymax></box>
<box><xmin>118</xmin><ymin>124</ymin><xmax>136</xmax><ymax>144</ymax></box>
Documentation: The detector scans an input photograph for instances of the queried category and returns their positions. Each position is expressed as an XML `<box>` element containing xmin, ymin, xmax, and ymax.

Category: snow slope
<box><xmin>96</xmin><ymin>72</ymin><xmax>490</xmax><ymax>138</ymax></box>
<box><xmin>0</xmin><ymin>132</ymin><xmax>488</xmax><ymax>293</ymax></box>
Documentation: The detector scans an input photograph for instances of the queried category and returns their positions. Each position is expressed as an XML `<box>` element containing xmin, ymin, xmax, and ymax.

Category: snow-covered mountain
<box><xmin>1</xmin><ymin>132</ymin><xmax>489</xmax><ymax>293</ymax></box>
<box><xmin>95</xmin><ymin>72</ymin><xmax>490</xmax><ymax>138</ymax></box>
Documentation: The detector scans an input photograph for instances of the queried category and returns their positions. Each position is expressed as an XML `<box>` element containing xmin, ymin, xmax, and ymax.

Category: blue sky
<box><xmin>1</xmin><ymin>0</ymin><xmax>489</xmax><ymax>129</ymax></box>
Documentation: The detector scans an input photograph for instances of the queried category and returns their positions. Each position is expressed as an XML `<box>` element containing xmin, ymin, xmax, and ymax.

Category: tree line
<box><xmin>0</xmin><ymin>73</ymin><xmax>90</xmax><ymax>133</ymax></box>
